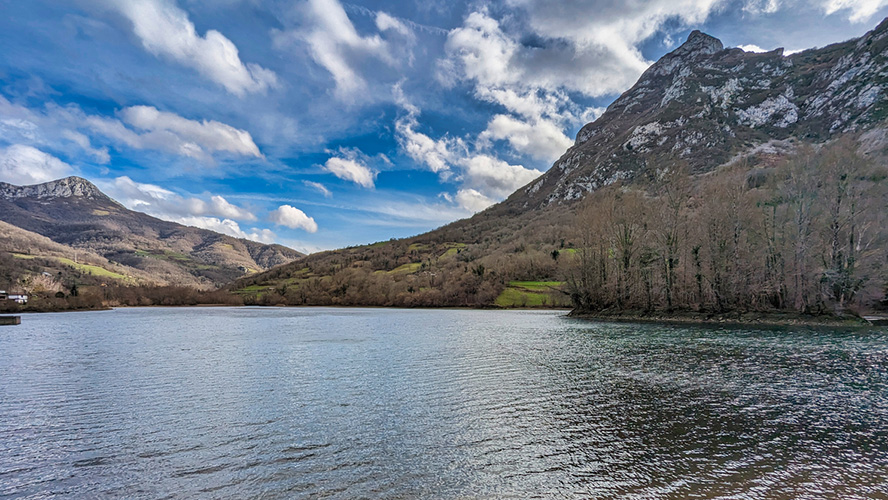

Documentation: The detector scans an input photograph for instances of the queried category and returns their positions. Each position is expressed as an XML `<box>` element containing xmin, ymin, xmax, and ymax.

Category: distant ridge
<box><xmin>0</xmin><ymin>177</ymin><xmax>303</xmax><ymax>288</ymax></box>
<box><xmin>0</xmin><ymin>176</ymin><xmax>115</xmax><ymax>202</ymax></box>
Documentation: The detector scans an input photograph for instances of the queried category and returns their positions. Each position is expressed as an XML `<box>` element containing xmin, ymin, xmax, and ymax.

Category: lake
<box><xmin>1</xmin><ymin>307</ymin><xmax>886</xmax><ymax>498</ymax></box>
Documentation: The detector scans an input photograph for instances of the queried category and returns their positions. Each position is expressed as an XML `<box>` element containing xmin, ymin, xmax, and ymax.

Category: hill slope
<box><xmin>507</xmin><ymin>20</ymin><xmax>888</xmax><ymax>210</ymax></box>
<box><xmin>0</xmin><ymin>177</ymin><xmax>303</xmax><ymax>288</ymax></box>
<box><xmin>230</xmin><ymin>21</ymin><xmax>886</xmax><ymax>312</ymax></box>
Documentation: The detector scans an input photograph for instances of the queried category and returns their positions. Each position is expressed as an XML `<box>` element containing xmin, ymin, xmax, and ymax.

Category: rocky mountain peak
<box><xmin>674</xmin><ymin>30</ymin><xmax>724</xmax><ymax>57</ymax></box>
<box><xmin>639</xmin><ymin>30</ymin><xmax>725</xmax><ymax>79</ymax></box>
<box><xmin>510</xmin><ymin>16</ymin><xmax>888</xmax><ymax>210</ymax></box>
<box><xmin>0</xmin><ymin>176</ymin><xmax>113</xmax><ymax>202</ymax></box>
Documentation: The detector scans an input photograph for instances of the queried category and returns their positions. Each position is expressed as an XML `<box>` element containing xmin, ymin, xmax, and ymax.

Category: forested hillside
<box><xmin>566</xmin><ymin>139</ymin><xmax>887</xmax><ymax>317</ymax></box>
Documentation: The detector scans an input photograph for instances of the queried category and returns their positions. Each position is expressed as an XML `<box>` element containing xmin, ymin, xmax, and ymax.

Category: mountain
<box><xmin>0</xmin><ymin>177</ymin><xmax>303</xmax><ymax>288</ymax></box>
<box><xmin>232</xmin><ymin>18</ymin><xmax>888</xmax><ymax>314</ymax></box>
<box><xmin>504</xmin><ymin>20</ymin><xmax>888</xmax><ymax>211</ymax></box>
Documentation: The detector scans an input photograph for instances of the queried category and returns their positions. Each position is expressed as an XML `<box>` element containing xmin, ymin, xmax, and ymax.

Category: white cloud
<box><xmin>472</xmin><ymin>87</ymin><xmax>577</xmax><ymax>123</ymax></box>
<box><xmin>363</xmin><ymin>198</ymin><xmax>477</xmax><ymax>227</ymax></box>
<box><xmin>441</xmin><ymin>9</ymin><xmax>654</xmax><ymax>100</ymax></box>
<box><xmin>323</xmin><ymin>155</ymin><xmax>376</xmax><ymax>188</ymax></box>
<box><xmin>744</xmin><ymin>0</ymin><xmax>780</xmax><ymax>14</ymax></box>
<box><xmin>0</xmin><ymin>145</ymin><xmax>74</xmax><ymax>185</ymax></box>
<box><xmin>505</xmin><ymin>0</ymin><xmax>720</xmax><ymax>59</ymax></box>
<box><xmin>439</xmin><ymin>10</ymin><xmax>632</xmax><ymax>163</ymax></box>
<box><xmin>274</xmin><ymin>0</ymin><xmax>410</xmax><ymax>101</ymax></box>
<box><xmin>0</xmin><ymin>96</ymin><xmax>110</xmax><ymax>163</ymax></box>
<box><xmin>396</xmin><ymin>115</ymin><xmax>460</xmax><ymax>174</ymax></box>
<box><xmin>270</xmin><ymin>204</ymin><xmax>319</xmax><ymax>233</ymax></box>
<box><xmin>61</xmin><ymin>130</ymin><xmax>110</xmax><ymax>163</ymax></box>
<box><xmin>394</xmin><ymin>87</ymin><xmax>463</xmax><ymax>174</ymax></box>
<box><xmin>109</xmin><ymin>176</ymin><xmax>256</xmax><ymax>221</ymax></box>
<box><xmin>110</xmin><ymin>0</ymin><xmax>278</xmax><ymax>95</ymax></box>
<box><xmin>175</xmin><ymin>216</ymin><xmax>277</xmax><ymax>243</ymax></box>
<box><xmin>247</xmin><ymin>228</ymin><xmax>278</xmax><ymax>244</ymax></box>
<box><xmin>479</xmin><ymin>114</ymin><xmax>573</xmax><ymax>162</ymax></box>
<box><xmin>303</xmin><ymin>180</ymin><xmax>332</xmax><ymax>197</ymax></box>
<box><xmin>120</xmin><ymin>105</ymin><xmax>262</xmax><ymax>158</ymax></box>
<box><xmin>106</xmin><ymin>176</ymin><xmax>278</xmax><ymax>243</ymax></box>
<box><xmin>82</xmin><ymin>105</ymin><xmax>261</xmax><ymax>162</ymax></box>
<box><xmin>393</xmin><ymin>94</ymin><xmax>543</xmax><ymax>213</ymax></box>
<box><xmin>823</xmin><ymin>0</ymin><xmax>888</xmax><ymax>22</ymax></box>
<box><xmin>462</xmin><ymin>154</ymin><xmax>543</xmax><ymax>198</ymax></box>
<box><xmin>738</xmin><ymin>44</ymin><xmax>769</xmax><ymax>52</ymax></box>
<box><xmin>0</xmin><ymin>96</ymin><xmax>261</xmax><ymax>164</ymax></box>
<box><xmin>454</xmin><ymin>188</ymin><xmax>495</xmax><ymax>212</ymax></box>
<box><xmin>375</xmin><ymin>12</ymin><xmax>414</xmax><ymax>39</ymax></box>
<box><xmin>209</xmin><ymin>195</ymin><xmax>256</xmax><ymax>220</ymax></box>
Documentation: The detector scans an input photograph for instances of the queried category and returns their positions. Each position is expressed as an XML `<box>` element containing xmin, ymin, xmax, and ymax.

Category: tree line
<box><xmin>566</xmin><ymin>139</ymin><xmax>888</xmax><ymax>317</ymax></box>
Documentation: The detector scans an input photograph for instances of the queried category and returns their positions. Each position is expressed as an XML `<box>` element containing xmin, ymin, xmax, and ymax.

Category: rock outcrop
<box><xmin>511</xmin><ymin>18</ymin><xmax>888</xmax><ymax>209</ymax></box>
<box><xmin>0</xmin><ymin>177</ymin><xmax>114</xmax><ymax>201</ymax></box>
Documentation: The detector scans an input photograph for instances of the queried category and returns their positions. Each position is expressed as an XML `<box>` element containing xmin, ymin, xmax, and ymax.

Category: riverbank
<box><xmin>569</xmin><ymin>309</ymin><xmax>877</xmax><ymax>328</ymax></box>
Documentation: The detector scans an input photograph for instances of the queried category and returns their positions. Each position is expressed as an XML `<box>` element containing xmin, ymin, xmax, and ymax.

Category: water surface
<box><xmin>1</xmin><ymin>307</ymin><xmax>886</xmax><ymax>498</ymax></box>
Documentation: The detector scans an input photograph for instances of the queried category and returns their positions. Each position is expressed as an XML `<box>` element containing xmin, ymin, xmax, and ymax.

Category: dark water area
<box><xmin>1</xmin><ymin>307</ymin><xmax>887</xmax><ymax>498</ymax></box>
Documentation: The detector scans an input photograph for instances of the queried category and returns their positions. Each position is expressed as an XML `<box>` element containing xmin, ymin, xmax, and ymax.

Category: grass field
<box><xmin>495</xmin><ymin>281</ymin><xmax>570</xmax><ymax>308</ymax></box>
<box><xmin>13</xmin><ymin>252</ymin><xmax>129</xmax><ymax>281</ymax></box>
<box><xmin>389</xmin><ymin>262</ymin><xmax>422</xmax><ymax>274</ymax></box>
<box><xmin>56</xmin><ymin>257</ymin><xmax>128</xmax><ymax>280</ymax></box>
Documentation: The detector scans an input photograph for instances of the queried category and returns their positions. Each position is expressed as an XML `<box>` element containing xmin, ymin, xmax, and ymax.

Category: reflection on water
<box><xmin>1</xmin><ymin>307</ymin><xmax>886</xmax><ymax>498</ymax></box>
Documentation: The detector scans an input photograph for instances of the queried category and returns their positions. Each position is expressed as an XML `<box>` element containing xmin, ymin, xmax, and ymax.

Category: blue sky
<box><xmin>1</xmin><ymin>0</ymin><xmax>886</xmax><ymax>253</ymax></box>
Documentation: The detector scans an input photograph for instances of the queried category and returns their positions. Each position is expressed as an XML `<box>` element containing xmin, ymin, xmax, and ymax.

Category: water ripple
<box><xmin>1</xmin><ymin>308</ymin><xmax>886</xmax><ymax>498</ymax></box>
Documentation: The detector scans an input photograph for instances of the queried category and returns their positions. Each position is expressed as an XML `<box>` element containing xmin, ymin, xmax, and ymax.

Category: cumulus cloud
<box><xmin>454</xmin><ymin>188</ymin><xmax>496</xmax><ymax>212</ymax></box>
<box><xmin>270</xmin><ymin>205</ymin><xmax>319</xmax><ymax>233</ymax></box>
<box><xmin>479</xmin><ymin>114</ymin><xmax>573</xmax><ymax>162</ymax></box>
<box><xmin>738</xmin><ymin>44</ymin><xmax>769</xmax><ymax>52</ymax></box>
<box><xmin>247</xmin><ymin>228</ymin><xmax>278</xmax><ymax>244</ymax></box>
<box><xmin>394</xmin><ymin>86</ymin><xmax>463</xmax><ymax>173</ymax></box>
<box><xmin>441</xmin><ymin>9</ymin><xmax>653</xmax><ymax>100</ymax></box>
<box><xmin>110</xmin><ymin>0</ymin><xmax>278</xmax><ymax>95</ymax></box>
<box><xmin>396</xmin><ymin>112</ymin><xmax>462</xmax><ymax>174</ymax></box>
<box><xmin>109</xmin><ymin>176</ymin><xmax>256</xmax><ymax>221</ymax></box>
<box><xmin>84</xmin><ymin>105</ymin><xmax>261</xmax><ymax>162</ymax></box>
<box><xmin>208</xmin><ymin>195</ymin><xmax>256</xmax><ymax>220</ymax></box>
<box><xmin>462</xmin><ymin>154</ymin><xmax>543</xmax><ymax>198</ymax></box>
<box><xmin>0</xmin><ymin>96</ymin><xmax>261</xmax><ymax>164</ymax></box>
<box><xmin>0</xmin><ymin>145</ymin><xmax>74</xmax><ymax>185</ymax></box>
<box><xmin>120</xmin><ymin>105</ymin><xmax>262</xmax><ymax>158</ymax></box>
<box><xmin>176</xmin><ymin>216</ymin><xmax>277</xmax><ymax>243</ymax></box>
<box><xmin>439</xmin><ymin>10</ymin><xmax>623</xmax><ymax>163</ymax></box>
<box><xmin>393</xmin><ymin>94</ymin><xmax>543</xmax><ymax>213</ymax></box>
<box><xmin>323</xmin><ymin>155</ymin><xmax>375</xmax><ymax>188</ymax></box>
<box><xmin>504</xmin><ymin>0</ymin><xmax>719</xmax><ymax>64</ymax></box>
<box><xmin>302</xmin><ymin>0</ymin><xmax>387</xmax><ymax>98</ymax></box>
<box><xmin>61</xmin><ymin>130</ymin><xmax>111</xmax><ymax>163</ymax></box>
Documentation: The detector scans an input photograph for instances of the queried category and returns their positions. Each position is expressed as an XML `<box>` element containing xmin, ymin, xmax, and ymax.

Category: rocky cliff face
<box><xmin>0</xmin><ymin>176</ymin><xmax>115</xmax><ymax>201</ymax></box>
<box><xmin>512</xmin><ymin>18</ymin><xmax>888</xmax><ymax>209</ymax></box>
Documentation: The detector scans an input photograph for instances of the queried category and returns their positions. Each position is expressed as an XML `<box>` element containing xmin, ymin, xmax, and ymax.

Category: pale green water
<box><xmin>1</xmin><ymin>307</ymin><xmax>886</xmax><ymax>498</ymax></box>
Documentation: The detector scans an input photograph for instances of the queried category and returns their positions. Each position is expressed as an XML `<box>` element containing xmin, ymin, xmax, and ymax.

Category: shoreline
<box><xmin>5</xmin><ymin>303</ymin><xmax>884</xmax><ymax>328</ymax></box>
<box><xmin>568</xmin><ymin>309</ymin><xmax>877</xmax><ymax>328</ymax></box>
